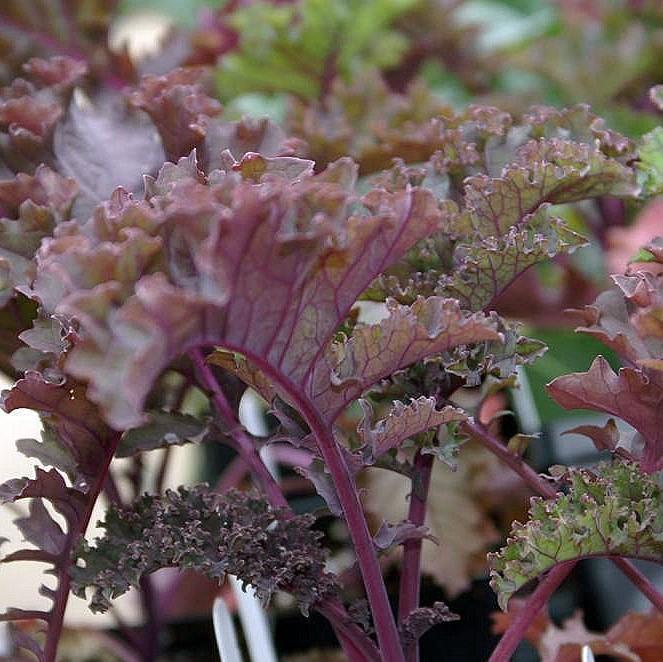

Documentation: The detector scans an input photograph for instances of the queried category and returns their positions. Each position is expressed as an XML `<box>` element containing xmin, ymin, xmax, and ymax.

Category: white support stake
<box><xmin>230</xmin><ymin>577</ymin><xmax>278</xmax><ymax>662</ymax></box>
<box><xmin>213</xmin><ymin>597</ymin><xmax>243</xmax><ymax>662</ymax></box>
<box><xmin>581</xmin><ymin>645</ymin><xmax>596</xmax><ymax>662</ymax></box>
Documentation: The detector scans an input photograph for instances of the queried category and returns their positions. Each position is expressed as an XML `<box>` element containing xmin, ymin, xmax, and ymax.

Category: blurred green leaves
<box><xmin>216</xmin><ymin>0</ymin><xmax>417</xmax><ymax>100</ymax></box>
<box><xmin>119</xmin><ymin>0</ymin><xmax>227</xmax><ymax>27</ymax></box>
<box><xmin>637</xmin><ymin>127</ymin><xmax>663</xmax><ymax>197</ymax></box>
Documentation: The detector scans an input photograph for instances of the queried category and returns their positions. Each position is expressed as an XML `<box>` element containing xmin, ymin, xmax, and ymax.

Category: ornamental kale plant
<box><xmin>0</xmin><ymin>1</ymin><xmax>662</xmax><ymax>661</ymax></box>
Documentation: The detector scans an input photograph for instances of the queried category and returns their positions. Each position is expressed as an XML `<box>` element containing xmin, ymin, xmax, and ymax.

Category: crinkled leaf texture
<box><xmin>0</xmin><ymin>55</ymin><xmax>319</xmax><ymax>658</ymax></box>
<box><xmin>358</xmin><ymin>395</ymin><xmax>466</xmax><ymax>460</ymax></box>
<box><xmin>359</xmin><ymin>106</ymin><xmax>636</xmax><ymax>312</ymax></box>
<box><xmin>43</xmin><ymin>152</ymin><xmax>500</xmax><ymax>430</ymax></box>
<box><xmin>489</xmin><ymin>462</ymin><xmax>663</xmax><ymax>611</ymax></box>
<box><xmin>548</xmin><ymin>248</ymin><xmax>663</xmax><ymax>472</ymax></box>
<box><xmin>0</xmin><ymin>52</ymin><xmax>646</xmax><ymax>656</ymax></box>
<box><xmin>0</xmin><ymin>372</ymin><xmax>117</xmax><ymax>660</ymax></box>
<box><xmin>400</xmin><ymin>602</ymin><xmax>459</xmax><ymax>648</ymax></box>
<box><xmin>216</xmin><ymin>0</ymin><xmax>416</xmax><ymax>101</ymax></box>
<box><xmin>637</xmin><ymin>127</ymin><xmax>663</xmax><ymax>197</ymax></box>
<box><xmin>72</xmin><ymin>487</ymin><xmax>337</xmax><ymax>616</ymax></box>
<box><xmin>0</xmin><ymin>3</ymin><xmax>129</xmax><ymax>87</ymax></box>
<box><xmin>6</xmin><ymin>60</ymin><xmax>637</xmax><ymax>447</ymax></box>
<box><xmin>0</xmin><ymin>58</ymin><xmax>295</xmax><ymax>322</ymax></box>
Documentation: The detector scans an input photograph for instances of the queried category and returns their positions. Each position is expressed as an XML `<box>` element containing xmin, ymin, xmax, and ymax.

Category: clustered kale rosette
<box><xmin>0</xmin><ymin>43</ymin><xmax>660</xmax><ymax>662</ymax></box>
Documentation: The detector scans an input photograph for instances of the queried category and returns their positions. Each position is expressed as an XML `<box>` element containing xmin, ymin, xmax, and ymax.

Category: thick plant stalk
<box><xmin>398</xmin><ymin>450</ymin><xmax>434</xmax><ymax>662</ymax></box>
<box><xmin>317</xmin><ymin>600</ymin><xmax>381</xmax><ymax>662</ymax></box>
<box><xmin>190</xmin><ymin>349</ymin><xmax>385</xmax><ymax>660</ymax></box>
<box><xmin>612</xmin><ymin>558</ymin><xmax>663</xmax><ymax>612</ymax></box>
<box><xmin>293</xmin><ymin>391</ymin><xmax>405</xmax><ymax>662</ymax></box>
<box><xmin>190</xmin><ymin>349</ymin><xmax>288</xmax><ymax>510</ymax></box>
<box><xmin>489</xmin><ymin>562</ymin><xmax>576</xmax><ymax>662</ymax></box>
<box><xmin>43</xmin><ymin>433</ymin><xmax>122</xmax><ymax>662</ymax></box>
<box><xmin>139</xmin><ymin>576</ymin><xmax>160</xmax><ymax>662</ymax></box>
<box><xmin>214</xmin><ymin>453</ymin><xmax>250</xmax><ymax>494</ymax></box>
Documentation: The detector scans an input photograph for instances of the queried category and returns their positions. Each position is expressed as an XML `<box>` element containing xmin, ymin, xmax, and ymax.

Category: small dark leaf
<box><xmin>18</xmin><ymin>316</ymin><xmax>67</xmax><ymax>354</ymax></box>
<box><xmin>373</xmin><ymin>520</ymin><xmax>435</xmax><ymax>551</ymax></box>
<box><xmin>296</xmin><ymin>459</ymin><xmax>342</xmax><ymax>516</ymax></box>
<box><xmin>400</xmin><ymin>602</ymin><xmax>459</xmax><ymax>646</ymax></box>
<box><xmin>15</xmin><ymin>499</ymin><xmax>65</xmax><ymax>556</ymax></box>
<box><xmin>564</xmin><ymin>418</ymin><xmax>620</xmax><ymax>453</ymax></box>
<box><xmin>16</xmin><ymin>425</ymin><xmax>77</xmax><ymax>480</ymax></box>
<box><xmin>117</xmin><ymin>411</ymin><xmax>209</xmax><ymax>458</ymax></box>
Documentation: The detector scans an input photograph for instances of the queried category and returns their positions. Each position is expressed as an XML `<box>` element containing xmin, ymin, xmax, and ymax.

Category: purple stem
<box><xmin>269</xmin><ymin>444</ymin><xmax>314</xmax><ymax>468</ymax></box>
<box><xmin>139</xmin><ymin>576</ymin><xmax>160</xmax><ymax>662</ymax></box>
<box><xmin>462</xmin><ymin>419</ymin><xmax>557</xmax><ymax>499</ymax></box>
<box><xmin>213</xmin><ymin>453</ymin><xmax>249</xmax><ymax>494</ymax></box>
<box><xmin>190</xmin><ymin>348</ymin><xmax>288</xmax><ymax>510</ymax></box>
<box><xmin>43</xmin><ymin>433</ymin><xmax>122</xmax><ymax>662</ymax></box>
<box><xmin>189</xmin><ymin>349</ymin><xmax>384</xmax><ymax>659</ymax></box>
<box><xmin>204</xmin><ymin>341</ymin><xmax>405</xmax><ymax>660</ymax></box>
<box><xmin>155</xmin><ymin>446</ymin><xmax>172</xmax><ymax>494</ymax></box>
<box><xmin>489</xmin><ymin>562</ymin><xmax>576</xmax><ymax>662</ymax></box>
<box><xmin>611</xmin><ymin>558</ymin><xmax>663</xmax><ymax>612</ymax></box>
<box><xmin>103</xmin><ymin>471</ymin><xmax>123</xmax><ymax>506</ymax></box>
<box><xmin>316</xmin><ymin>600</ymin><xmax>381</xmax><ymax>662</ymax></box>
<box><xmin>212</xmin><ymin>446</ymin><xmax>312</xmax><ymax>495</ymax></box>
<box><xmin>295</xmin><ymin>395</ymin><xmax>405</xmax><ymax>662</ymax></box>
<box><xmin>398</xmin><ymin>450</ymin><xmax>434</xmax><ymax>662</ymax></box>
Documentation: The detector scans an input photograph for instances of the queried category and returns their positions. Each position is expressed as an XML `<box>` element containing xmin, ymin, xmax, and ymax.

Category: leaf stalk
<box><xmin>489</xmin><ymin>562</ymin><xmax>576</xmax><ymax>662</ymax></box>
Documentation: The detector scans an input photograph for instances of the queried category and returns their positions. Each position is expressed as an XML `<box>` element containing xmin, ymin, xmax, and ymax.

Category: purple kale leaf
<box><xmin>0</xmin><ymin>4</ymin><xmax>121</xmax><ymax>86</ymax></box>
<box><xmin>358</xmin><ymin>395</ymin><xmax>466</xmax><ymax>460</ymax></box>
<box><xmin>53</xmin><ymin>94</ymin><xmax>166</xmax><ymax>218</ymax></box>
<box><xmin>116</xmin><ymin>411</ymin><xmax>210</xmax><ymax>458</ymax></box>
<box><xmin>373</xmin><ymin>520</ymin><xmax>436</xmax><ymax>552</ymax></box>
<box><xmin>71</xmin><ymin>488</ymin><xmax>337</xmax><ymax>616</ymax></box>
<box><xmin>400</xmin><ymin>602</ymin><xmax>459</xmax><ymax>648</ymax></box>
<box><xmin>0</xmin><ymin>372</ymin><xmax>119</xmax><ymax>660</ymax></box>
<box><xmin>548</xmin><ymin>242</ymin><xmax>663</xmax><ymax>472</ymax></box>
<box><xmin>44</xmin><ymin>153</ymin><xmax>499</xmax><ymax>429</ymax></box>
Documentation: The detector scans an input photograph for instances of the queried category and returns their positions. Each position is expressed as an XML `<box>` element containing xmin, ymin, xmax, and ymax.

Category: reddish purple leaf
<box><xmin>564</xmin><ymin>418</ymin><xmax>620</xmax><ymax>453</ymax></box>
<box><xmin>548</xmin><ymin>357</ymin><xmax>663</xmax><ymax>472</ymax></box>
